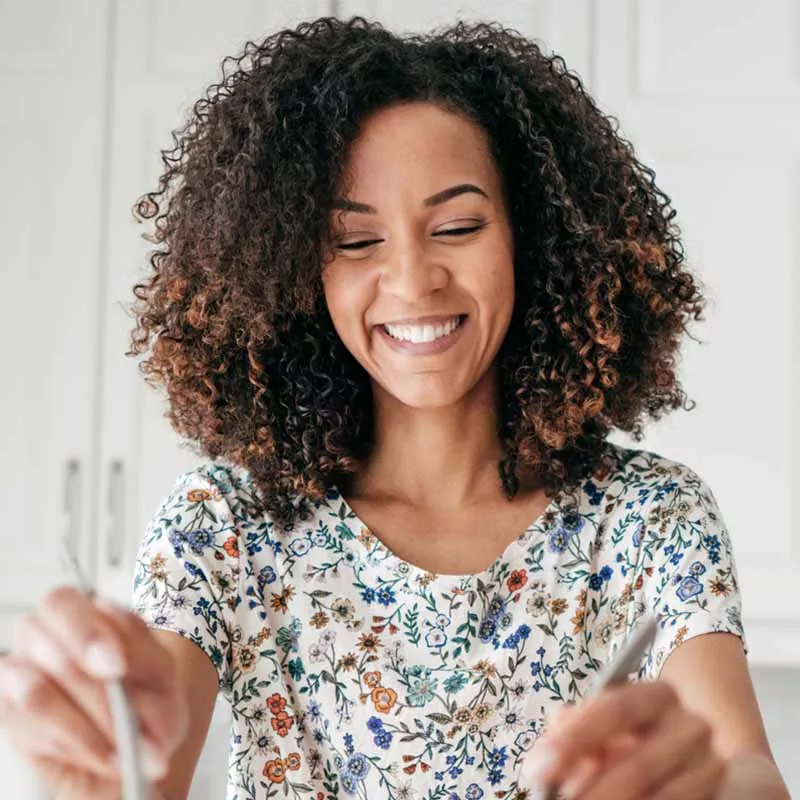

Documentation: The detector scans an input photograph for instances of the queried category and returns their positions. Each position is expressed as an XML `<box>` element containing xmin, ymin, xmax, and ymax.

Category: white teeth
<box><xmin>384</xmin><ymin>316</ymin><xmax>462</xmax><ymax>343</ymax></box>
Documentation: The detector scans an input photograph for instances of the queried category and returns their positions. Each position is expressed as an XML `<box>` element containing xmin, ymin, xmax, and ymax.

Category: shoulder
<box><xmin>587</xmin><ymin>441</ymin><xmax>718</xmax><ymax>513</ymax></box>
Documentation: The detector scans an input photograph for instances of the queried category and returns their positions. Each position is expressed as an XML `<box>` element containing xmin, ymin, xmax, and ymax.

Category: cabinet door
<box><xmin>95</xmin><ymin>0</ymin><xmax>331</xmax><ymax>604</ymax></box>
<box><xmin>0</xmin><ymin>0</ymin><xmax>108</xmax><ymax>650</ymax></box>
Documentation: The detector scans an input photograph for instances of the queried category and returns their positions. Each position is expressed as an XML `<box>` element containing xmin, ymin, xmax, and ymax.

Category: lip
<box><xmin>376</xmin><ymin>315</ymin><xmax>468</xmax><ymax>356</ymax></box>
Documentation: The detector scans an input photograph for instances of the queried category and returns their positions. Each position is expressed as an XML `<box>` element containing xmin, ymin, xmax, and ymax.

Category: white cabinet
<box><xmin>339</xmin><ymin>0</ymin><xmax>800</xmax><ymax>665</ymax></box>
<box><xmin>0</xmin><ymin>0</ymin><xmax>109</xmax><ymax>649</ymax></box>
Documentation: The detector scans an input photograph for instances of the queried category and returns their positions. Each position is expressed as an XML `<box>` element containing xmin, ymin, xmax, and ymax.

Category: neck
<box><xmin>349</xmin><ymin>372</ymin><xmax>510</xmax><ymax>510</ymax></box>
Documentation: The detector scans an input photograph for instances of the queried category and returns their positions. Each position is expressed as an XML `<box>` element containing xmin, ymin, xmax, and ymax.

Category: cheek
<box><xmin>322</xmin><ymin>266</ymin><xmax>372</xmax><ymax>346</ymax></box>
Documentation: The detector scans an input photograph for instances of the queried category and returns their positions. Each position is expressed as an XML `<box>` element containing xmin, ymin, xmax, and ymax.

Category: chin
<box><xmin>380</xmin><ymin>378</ymin><xmax>474</xmax><ymax>410</ymax></box>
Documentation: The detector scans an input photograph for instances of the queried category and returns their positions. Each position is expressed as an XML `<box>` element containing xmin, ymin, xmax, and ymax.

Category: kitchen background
<box><xmin>1</xmin><ymin>0</ymin><xmax>798</xmax><ymax>796</ymax></box>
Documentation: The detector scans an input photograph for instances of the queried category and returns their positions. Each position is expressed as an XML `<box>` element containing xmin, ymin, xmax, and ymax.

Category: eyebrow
<box><xmin>331</xmin><ymin>183</ymin><xmax>490</xmax><ymax>214</ymax></box>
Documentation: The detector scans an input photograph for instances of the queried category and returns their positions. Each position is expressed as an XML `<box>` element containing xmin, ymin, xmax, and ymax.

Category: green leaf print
<box><xmin>403</xmin><ymin>605</ymin><xmax>420</xmax><ymax>645</ymax></box>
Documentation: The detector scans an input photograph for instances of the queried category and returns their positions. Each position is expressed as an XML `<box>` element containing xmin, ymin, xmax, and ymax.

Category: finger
<box><xmin>35</xmin><ymin>588</ymin><xmax>127</xmax><ymax>679</ymax></box>
<box><xmin>93</xmin><ymin>599</ymin><xmax>177</xmax><ymax>692</ymax></box>
<box><xmin>95</xmin><ymin>600</ymin><xmax>188</xmax><ymax>753</ymax></box>
<box><xmin>0</xmin><ymin>655</ymin><xmax>116</xmax><ymax>778</ymax></box>
<box><xmin>560</xmin><ymin>734</ymin><xmax>640</xmax><ymax>798</ymax></box>
<box><xmin>26</xmin><ymin>754</ymin><xmax>120</xmax><ymax>800</ymax></box>
<box><xmin>12</xmin><ymin>610</ymin><xmax>174</xmax><ymax>779</ymax></box>
<box><xmin>643</xmin><ymin>751</ymin><xmax>726</xmax><ymax>800</ymax></box>
<box><xmin>578</xmin><ymin>708</ymin><xmax>715</xmax><ymax>800</ymax></box>
<box><xmin>532</xmin><ymin>682</ymin><xmax>679</xmax><ymax>784</ymax></box>
<box><xmin>13</xmin><ymin>613</ymin><xmax>117</xmax><ymax>746</ymax></box>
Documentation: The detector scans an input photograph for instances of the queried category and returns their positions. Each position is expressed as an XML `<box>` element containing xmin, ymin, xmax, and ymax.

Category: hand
<box><xmin>520</xmin><ymin>681</ymin><xmax>726</xmax><ymax>800</ymax></box>
<box><xmin>0</xmin><ymin>587</ymin><xmax>187</xmax><ymax>800</ymax></box>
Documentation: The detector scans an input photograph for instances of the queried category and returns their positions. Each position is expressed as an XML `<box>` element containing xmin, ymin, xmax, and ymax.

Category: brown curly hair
<box><xmin>129</xmin><ymin>16</ymin><xmax>704</xmax><ymax>526</ymax></box>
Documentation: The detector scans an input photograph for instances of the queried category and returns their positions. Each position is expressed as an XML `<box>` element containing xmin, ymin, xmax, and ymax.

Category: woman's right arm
<box><xmin>0</xmin><ymin>588</ymin><xmax>219</xmax><ymax>800</ymax></box>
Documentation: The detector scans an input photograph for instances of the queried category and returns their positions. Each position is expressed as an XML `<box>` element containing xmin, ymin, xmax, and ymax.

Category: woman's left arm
<box><xmin>521</xmin><ymin>632</ymin><xmax>790</xmax><ymax>799</ymax></box>
<box><xmin>659</xmin><ymin>631</ymin><xmax>788</xmax><ymax>800</ymax></box>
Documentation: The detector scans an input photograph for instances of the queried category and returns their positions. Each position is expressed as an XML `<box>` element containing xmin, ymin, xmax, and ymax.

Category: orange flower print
<box><xmin>358</xmin><ymin>632</ymin><xmax>381</xmax><ymax>653</ymax></box>
<box><xmin>223</xmin><ymin>535</ymin><xmax>239</xmax><ymax>558</ymax></box>
<box><xmin>507</xmin><ymin>569</ymin><xmax>527</xmax><ymax>592</ymax></box>
<box><xmin>270</xmin><ymin>585</ymin><xmax>295</xmax><ymax>613</ymax></box>
<box><xmin>371</xmin><ymin>685</ymin><xmax>398</xmax><ymax>713</ymax></box>
<box><xmin>263</xmin><ymin>758</ymin><xmax>286</xmax><ymax>783</ymax></box>
<box><xmin>186</xmin><ymin>488</ymin><xmax>211</xmax><ymax>503</ymax></box>
<box><xmin>285</xmin><ymin>752</ymin><xmax>302</xmax><ymax>771</ymax></box>
<box><xmin>550</xmin><ymin>597</ymin><xmax>568</xmax><ymax>615</ymax></box>
<box><xmin>271</xmin><ymin>710</ymin><xmax>294</xmax><ymax>737</ymax></box>
<box><xmin>310</xmin><ymin>611</ymin><xmax>329</xmax><ymax>629</ymax></box>
<box><xmin>266</xmin><ymin>693</ymin><xmax>287</xmax><ymax>715</ymax></box>
<box><xmin>363</xmin><ymin>670</ymin><xmax>382</xmax><ymax>689</ymax></box>
<box><xmin>571</xmin><ymin>607</ymin><xmax>586</xmax><ymax>634</ymax></box>
<box><xmin>709</xmin><ymin>577</ymin><xmax>730</xmax><ymax>596</ymax></box>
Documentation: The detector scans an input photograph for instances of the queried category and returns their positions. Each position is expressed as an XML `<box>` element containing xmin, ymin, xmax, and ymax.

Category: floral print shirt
<box><xmin>132</xmin><ymin>442</ymin><xmax>746</xmax><ymax>800</ymax></box>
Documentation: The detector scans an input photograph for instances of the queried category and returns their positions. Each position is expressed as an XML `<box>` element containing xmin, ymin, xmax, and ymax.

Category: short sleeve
<box><xmin>131</xmin><ymin>468</ymin><xmax>242</xmax><ymax>694</ymax></box>
<box><xmin>633</xmin><ymin>465</ymin><xmax>747</xmax><ymax>681</ymax></box>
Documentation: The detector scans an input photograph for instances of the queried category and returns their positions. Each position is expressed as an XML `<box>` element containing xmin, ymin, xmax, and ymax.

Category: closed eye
<box><xmin>433</xmin><ymin>224</ymin><xmax>484</xmax><ymax>237</ymax></box>
<box><xmin>336</xmin><ymin>224</ymin><xmax>485</xmax><ymax>251</ymax></box>
<box><xmin>337</xmin><ymin>238</ymin><xmax>382</xmax><ymax>251</ymax></box>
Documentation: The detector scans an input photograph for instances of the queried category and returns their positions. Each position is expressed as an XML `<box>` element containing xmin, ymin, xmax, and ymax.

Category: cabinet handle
<box><xmin>64</xmin><ymin>459</ymin><xmax>81</xmax><ymax>563</ymax></box>
<box><xmin>107</xmin><ymin>460</ymin><xmax>125</xmax><ymax>568</ymax></box>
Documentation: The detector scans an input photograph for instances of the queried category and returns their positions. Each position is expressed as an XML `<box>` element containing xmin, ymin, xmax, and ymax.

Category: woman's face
<box><xmin>322</xmin><ymin>101</ymin><xmax>515</xmax><ymax>410</ymax></box>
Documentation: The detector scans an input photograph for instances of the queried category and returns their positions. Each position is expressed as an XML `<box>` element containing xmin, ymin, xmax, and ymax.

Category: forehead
<box><xmin>338</xmin><ymin>101</ymin><xmax>501</xmax><ymax>196</ymax></box>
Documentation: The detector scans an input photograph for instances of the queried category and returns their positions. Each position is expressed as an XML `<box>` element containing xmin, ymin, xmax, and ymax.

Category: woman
<box><xmin>0</xmin><ymin>16</ymin><xmax>789</xmax><ymax>800</ymax></box>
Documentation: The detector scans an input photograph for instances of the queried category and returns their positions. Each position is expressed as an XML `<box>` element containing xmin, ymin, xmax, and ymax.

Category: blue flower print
<box><xmin>487</xmin><ymin>594</ymin><xmax>505</xmax><ymax>618</ymax></box>
<box><xmin>289</xmin><ymin>537</ymin><xmax>311</xmax><ymax>557</ymax></box>
<box><xmin>502</xmin><ymin>633</ymin><xmax>519</xmax><ymax>649</ymax></box>
<box><xmin>168</xmin><ymin>529</ymin><xmax>186</xmax><ymax>556</ymax></box>
<box><xmin>599</xmin><ymin>566</ymin><xmax>613</xmax><ymax>581</ymax></box>
<box><xmin>632</xmin><ymin>521</ymin><xmax>644</xmax><ymax>547</ymax></box>
<box><xmin>488</xmin><ymin>746</ymin><xmax>508</xmax><ymax>767</ymax></box>
<box><xmin>185</xmin><ymin>528</ymin><xmax>213</xmax><ymax>553</ymax></box>
<box><xmin>435</xmin><ymin>613</ymin><xmax>451</xmax><ymax>628</ymax></box>
<box><xmin>561</xmin><ymin>510</ymin><xmax>585</xmax><ymax>534</ymax></box>
<box><xmin>478</xmin><ymin>617</ymin><xmax>496</xmax><ymax>642</ymax></box>
<box><xmin>343</xmin><ymin>733</ymin><xmax>354</xmax><ymax>755</ymax></box>
<box><xmin>676</xmin><ymin>575</ymin><xmax>703</xmax><ymax>601</ymax></box>
<box><xmin>374</xmin><ymin>728</ymin><xmax>392</xmax><ymax>749</ymax></box>
<box><xmin>589</xmin><ymin>573</ymin><xmax>603</xmax><ymax>591</ymax></box>
<box><xmin>257</xmin><ymin>565</ymin><xmax>276</xmax><ymax>590</ymax></box>
<box><xmin>367</xmin><ymin>716</ymin><xmax>383</xmax><ymax>733</ymax></box>
<box><xmin>346</xmin><ymin>752</ymin><xmax>370</xmax><ymax>779</ymax></box>
<box><xmin>340</xmin><ymin>772</ymin><xmax>359</xmax><ymax>795</ymax></box>
<box><xmin>690</xmin><ymin>560</ymin><xmax>707</xmax><ymax>577</ymax></box>
<box><xmin>465</xmin><ymin>785</ymin><xmax>484</xmax><ymax>800</ymax></box>
<box><xmin>376</xmin><ymin>586</ymin><xmax>396</xmax><ymax>606</ymax></box>
<box><xmin>361</xmin><ymin>587</ymin><xmax>376</xmax><ymax>603</ymax></box>
<box><xmin>547</xmin><ymin>528</ymin><xmax>571</xmax><ymax>553</ymax></box>
<box><xmin>425</xmin><ymin>629</ymin><xmax>447</xmax><ymax>648</ymax></box>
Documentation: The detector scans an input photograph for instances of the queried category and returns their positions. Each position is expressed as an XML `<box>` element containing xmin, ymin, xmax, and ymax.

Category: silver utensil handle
<box><xmin>64</xmin><ymin>459</ymin><xmax>81</xmax><ymax>564</ymax></box>
<box><xmin>107</xmin><ymin>459</ymin><xmax>125</xmax><ymax>569</ymax></box>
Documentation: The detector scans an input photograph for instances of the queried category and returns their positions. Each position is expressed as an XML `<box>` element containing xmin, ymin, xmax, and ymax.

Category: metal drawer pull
<box><xmin>107</xmin><ymin>459</ymin><xmax>125</xmax><ymax>568</ymax></box>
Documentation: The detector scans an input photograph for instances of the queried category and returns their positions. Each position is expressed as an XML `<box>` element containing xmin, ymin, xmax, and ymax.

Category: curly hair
<box><xmin>129</xmin><ymin>15</ymin><xmax>704</xmax><ymax>526</ymax></box>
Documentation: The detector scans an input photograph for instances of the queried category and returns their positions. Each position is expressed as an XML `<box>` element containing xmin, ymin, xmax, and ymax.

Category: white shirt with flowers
<box><xmin>132</xmin><ymin>441</ymin><xmax>746</xmax><ymax>800</ymax></box>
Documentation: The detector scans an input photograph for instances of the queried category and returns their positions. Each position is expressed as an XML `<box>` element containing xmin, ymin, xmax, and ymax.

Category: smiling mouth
<box><xmin>381</xmin><ymin>314</ymin><xmax>467</xmax><ymax>344</ymax></box>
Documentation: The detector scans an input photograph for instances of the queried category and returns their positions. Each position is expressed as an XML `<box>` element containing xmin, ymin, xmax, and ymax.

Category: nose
<box><xmin>379</xmin><ymin>237</ymin><xmax>449</xmax><ymax>302</ymax></box>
